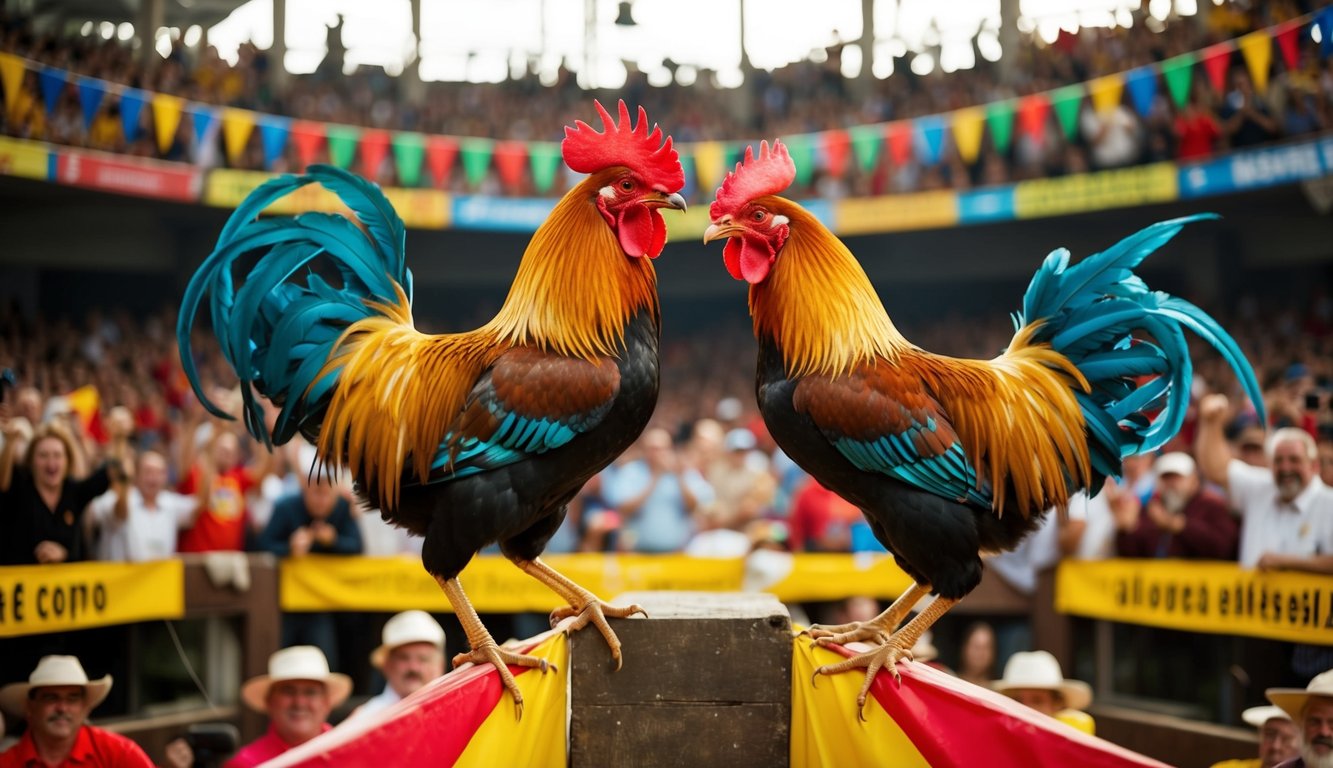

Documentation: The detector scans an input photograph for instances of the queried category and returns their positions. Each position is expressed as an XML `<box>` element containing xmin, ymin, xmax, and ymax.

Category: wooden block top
<box><xmin>611</xmin><ymin>591</ymin><xmax>791</xmax><ymax>625</ymax></box>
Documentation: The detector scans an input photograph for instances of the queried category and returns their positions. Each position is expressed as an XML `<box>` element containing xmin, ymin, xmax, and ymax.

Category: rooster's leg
<box><xmin>438</xmin><ymin>576</ymin><xmax>551</xmax><ymax>720</ymax></box>
<box><xmin>513</xmin><ymin>557</ymin><xmax>646</xmax><ymax>671</ymax></box>
<box><xmin>805</xmin><ymin>582</ymin><xmax>930</xmax><ymax>648</ymax></box>
<box><xmin>812</xmin><ymin>594</ymin><xmax>959</xmax><ymax>719</ymax></box>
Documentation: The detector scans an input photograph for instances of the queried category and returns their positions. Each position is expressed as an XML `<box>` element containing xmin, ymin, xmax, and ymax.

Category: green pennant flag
<box><xmin>528</xmin><ymin>142</ymin><xmax>563</xmax><ymax>194</ymax></box>
<box><xmin>461</xmin><ymin>139</ymin><xmax>494</xmax><ymax>188</ymax></box>
<box><xmin>1050</xmin><ymin>85</ymin><xmax>1083</xmax><ymax>140</ymax></box>
<box><xmin>1162</xmin><ymin>53</ymin><xmax>1196</xmax><ymax>110</ymax></box>
<box><xmin>784</xmin><ymin>134</ymin><xmax>815</xmax><ymax>187</ymax></box>
<box><xmin>327</xmin><ymin>125</ymin><xmax>361</xmax><ymax>170</ymax></box>
<box><xmin>849</xmin><ymin>125</ymin><xmax>883</xmax><ymax>172</ymax></box>
<box><xmin>392</xmin><ymin>132</ymin><xmax>425</xmax><ymax>187</ymax></box>
<box><xmin>985</xmin><ymin>100</ymin><xmax>1016</xmax><ymax>155</ymax></box>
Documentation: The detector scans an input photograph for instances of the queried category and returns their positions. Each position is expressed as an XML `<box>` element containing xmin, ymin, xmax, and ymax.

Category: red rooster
<box><xmin>178</xmin><ymin>101</ymin><xmax>686</xmax><ymax>716</ymax></box>
<box><xmin>704</xmin><ymin>141</ymin><xmax>1263</xmax><ymax>712</ymax></box>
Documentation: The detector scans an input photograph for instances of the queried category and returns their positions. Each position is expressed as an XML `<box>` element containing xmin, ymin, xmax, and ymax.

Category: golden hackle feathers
<box><xmin>312</xmin><ymin>172</ymin><xmax>658</xmax><ymax>511</ymax></box>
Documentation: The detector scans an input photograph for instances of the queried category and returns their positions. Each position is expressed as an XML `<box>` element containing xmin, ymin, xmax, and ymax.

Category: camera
<box><xmin>182</xmin><ymin>723</ymin><xmax>239</xmax><ymax>767</ymax></box>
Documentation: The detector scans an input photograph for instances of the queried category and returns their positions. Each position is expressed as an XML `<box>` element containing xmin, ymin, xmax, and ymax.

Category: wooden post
<box><xmin>569</xmin><ymin>592</ymin><xmax>792</xmax><ymax>768</ymax></box>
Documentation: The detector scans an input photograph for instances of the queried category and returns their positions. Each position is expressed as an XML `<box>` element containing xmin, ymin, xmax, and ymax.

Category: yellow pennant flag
<box><xmin>151</xmin><ymin>94</ymin><xmax>184</xmax><ymax>154</ymax></box>
<box><xmin>951</xmin><ymin>107</ymin><xmax>985</xmax><ymax>164</ymax></box>
<box><xmin>1089</xmin><ymin>74</ymin><xmax>1125</xmax><ymax>114</ymax></box>
<box><xmin>693</xmin><ymin>141</ymin><xmax>725</xmax><ymax>197</ymax></box>
<box><xmin>0</xmin><ymin>52</ymin><xmax>26</xmax><ymax>118</ymax></box>
<box><xmin>1238</xmin><ymin>30</ymin><xmax>1272</xmax><ymax>92</ymax></box>
<box><xmin>222</xmin><ymin>108</ymin><xmax>256</xmax><ymax>166</ymax></box>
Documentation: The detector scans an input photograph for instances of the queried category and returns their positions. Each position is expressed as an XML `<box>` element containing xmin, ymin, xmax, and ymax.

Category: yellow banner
<box><xmin>152</xmin><ymin>94</ymin><xmax>184</xmax><ymax>154</ymax></box>
<box><xmin>1014</xmin><ymin>162</ymin><xmax>1177</xmax><ymax>218</ymax></box>
<box><xmin>1238</xmin><ymin>30</ymin><xmax>1273</xmax><ymax>92</ymax></box>
<box><xmin>203</xmin><ymin>169</ymin><xmax>449</xmax><ymax>230</ymax></box>
<box><xmin>0</xmin><ymin>135</ymin><xmax>49</xmax><ymax>181</ymax></box>
<box><xmin>0</xmin><ymin>560</ymin><xmax>183</xmax><ymax>637</ymax></box>
<box><xmin>835</xmin><ymin>190</ymin><xmax>958</xmax><ymax>235</ymax></box>
<box><xmin>1056</xmin><ymin>560</ymin><xmax>1333</xmax><ymax>645</ymax></box>
<box><xmin>662</xmin><ymin>205</ymin><xmax>711</xmax><ymax>241</ymax></box>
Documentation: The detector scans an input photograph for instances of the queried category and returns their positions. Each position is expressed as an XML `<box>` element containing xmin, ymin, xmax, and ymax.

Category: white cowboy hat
<box><xmin>1242</xmin><ymin>704</ymin><xmax>1292</xmax><ymax>728</ymax></box>
<box><xmin>1268</xmin><ymin>669</ymin><xmax>1333</xmax><ymax>722</ymax></box>
<box><xmin>991</xmin><ymin>650</ymin><xmax>1093</xmax><ymax>711</ymax></box>
<box><xmin>370</xmin><ymin>610</ymin><xmax>446</xmax><ymax>670</ymax></box>
<box><xmin>0</xmin><ymin>656</ymin><xmax>112</xmax><ymax>718</ymax></box>
<box><xmin>240</xmin><ymin>646</ymin><xmax>352</xmax><ymax>713</ymax></box>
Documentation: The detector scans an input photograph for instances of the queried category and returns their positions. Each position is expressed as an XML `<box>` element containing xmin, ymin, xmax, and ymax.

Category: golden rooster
<box><xmin>703</xmin><ymin>140</ymin><xmax>1264</xmax><ymax>712</ymax></box>
<box><xmin>178</xmin><ymin>101</ymin><xmax>686</xmax><ymax>716</ymax></box>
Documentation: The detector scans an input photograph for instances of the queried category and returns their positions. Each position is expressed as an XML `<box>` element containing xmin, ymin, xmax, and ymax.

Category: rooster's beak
<box><xmin>703</xmin><ymin>222</ymin><xmax>742</xmax><ymax>244</ymax></box>
<box><xmin>646</xmin><ymin>191</ymin><xmax>688</xmax><ymax>212</ymax></box>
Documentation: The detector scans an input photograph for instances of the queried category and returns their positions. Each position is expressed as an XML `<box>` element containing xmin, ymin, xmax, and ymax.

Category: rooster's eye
<box><xmin>752</xmin><ymin>210</ymin><xmax>766</xmax><ymax>222</ymax></box>
<box><xmin>620</xmin><ymin>180</ymin><xmax>634</xmax><ymax>192</ymax></box>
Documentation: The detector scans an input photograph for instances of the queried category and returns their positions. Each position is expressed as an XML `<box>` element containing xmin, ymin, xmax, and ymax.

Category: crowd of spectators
<box><xmin>1</xmin><ymin>2</ymin><xmax>1331</xmax><ymax>198</ymax></box>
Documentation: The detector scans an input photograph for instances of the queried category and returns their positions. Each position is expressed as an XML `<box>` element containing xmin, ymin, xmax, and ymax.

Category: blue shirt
<box><xmin>602</xmin><ymin>461</ymin><xmax>714</xmax><ymax>553</ymax></box>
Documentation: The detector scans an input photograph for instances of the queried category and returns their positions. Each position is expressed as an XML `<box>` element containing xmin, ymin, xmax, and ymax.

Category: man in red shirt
<box><xmin>225</xmin><ymin>646</ymin><xmax>351</xmax><ymax>768</ymax></box>
<box><xmin>0</xmin><ymin>656</ymin><xmax>152</xmax><ymax>768</ymax></box>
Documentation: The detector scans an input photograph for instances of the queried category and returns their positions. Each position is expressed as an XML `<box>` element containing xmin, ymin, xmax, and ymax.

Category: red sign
<box><xmin>55</xmin><ymin>150</ymin><xmax>201</xmax><ymax>202</ymax></box>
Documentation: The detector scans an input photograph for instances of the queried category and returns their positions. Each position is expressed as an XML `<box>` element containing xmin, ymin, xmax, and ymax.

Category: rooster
<box><xmin>178</xmin><ymin>101</ymin><xmax>686</xmax><ymax>717</ymax></box>
<box><xmin>703</xmin><ymin>141</ymin><xmax>1264</xmax><ymax>712</ymax></box>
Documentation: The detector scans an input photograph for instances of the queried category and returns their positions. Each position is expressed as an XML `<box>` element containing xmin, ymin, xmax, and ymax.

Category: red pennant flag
<box><xmin>1201</xmin><ymin>44</ymin><xmax>1232</xmax><ymax>93</ymax></box>
<box><xmin>887</xmin><ymin>122</ymin><xmax>913</xmax><ymax>166</ymax></box>
<box><xmin>1018</xmin><ymin>94</ymin><xmax>1051</xmax><ymax>145</ymax></box>
<box><xmin>426</xmin><ymin>136</ymin><xmax>459</xmax><ymax>188</ymax></box>
<box><xmin>823</xmin><ymin>130</ymin><xmax>850</xmax><ymax>178</ymax></box>
<box><xmin>359</xmin><ymin>130</ymin><xmax>390</xmax><ymax>180</ymax></box>
<box><xmin>1275</xmin><ymin>24</ymin><xmax>1301</xmax><ymax>71</ymax></box>
<box><xmin>291</xmin><ymin>121</ymin><xmax>325</xmax><ymax>170</ymax></box>
<box><xmin>494</xmin><ymin>141</ymin><xmax>528</xmax><ymax>192</ymax></box>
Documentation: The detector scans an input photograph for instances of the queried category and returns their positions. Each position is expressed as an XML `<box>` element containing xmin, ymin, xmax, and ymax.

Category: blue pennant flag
<box><xmin>38</xmin><ymin>67</ymin><xmax>65</xmax><ymax>115</ymax></box>
<box><xmin>1125</xmin><ymin>67</ymin><xmax>1158</xmax><ymax>118</ymax></box>
<box><xmin>1319</xmin><ymin>7</ymin><xmax>1333</xmax><ymax>58</ymax></box>
<box><xmin>76</xmin><ymin>77</ymin><xmax>104</xmax><ymax>128</ymax></box>
<box><xmin>120</xmin><ymin>88</ymin><xmax>146</xmax><ymax>142</ymax></box>
<box><xmin>259</xmin><ymin>116</ymin><xmax>291</xmax><ymax>169</ymax></box>
<box><xmin>191</xmin><ymin>106</ymin><xmax>217</xmax><ymax>146</ymax></box>
<box><xmin>914</xmin><ymin>116</ymin><xmax>945</xmax><ymax>166</ymax></box>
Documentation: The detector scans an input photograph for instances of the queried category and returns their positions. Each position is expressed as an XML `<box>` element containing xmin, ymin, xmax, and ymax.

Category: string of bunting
<box><xmin>0</xmin><ymin>8</ymin><xmax>1327</xmax><ymax>194</ymax></box>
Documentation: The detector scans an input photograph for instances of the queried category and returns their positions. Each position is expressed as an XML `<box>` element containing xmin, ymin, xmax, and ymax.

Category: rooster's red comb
<box><xmin>710</xmin><ymin>140</ymin><xmax>795</xmax><ymax>220</ymax></box>
<box><xmin>562</xmin><ymin>100</ymin><xmax>684</xmax><ymax>191</ymax></box>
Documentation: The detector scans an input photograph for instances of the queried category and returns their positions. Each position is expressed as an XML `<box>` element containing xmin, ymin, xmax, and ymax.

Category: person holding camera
<box><xmin>88</xmin><ymin>450</ymin><xmax>199</xmax><ymax>562</ymax></box>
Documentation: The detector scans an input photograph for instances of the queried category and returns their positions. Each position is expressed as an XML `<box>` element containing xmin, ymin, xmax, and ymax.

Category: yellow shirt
<box><xmin>1056</xmin><ymin>709</ymin><xmax>1096</xmax><ymax>735</ymax></box>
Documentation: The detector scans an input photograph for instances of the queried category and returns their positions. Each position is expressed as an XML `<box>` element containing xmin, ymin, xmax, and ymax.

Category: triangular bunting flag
<box><xmin>1050</xmin><ymin>85</ymin><xmax>1083</xmax><ymax>140</ymax></box>
<box><xmin>291</xmin><ymin>121</ymin><xmax>325</xmax><ymax>169</ymax></box>
<box><xmin>1238</xmin><ymin>31</ymin><xmax>1272</xmax><ymax>92</ymax></box>
<box><xmin>38</xmin><ymin>67</ymin><xmax>65</xmax><ymax>115</ymax></box>
<box><xmin>0</xmin><ymin>52</ymin><xmax>24</xmax><ymax>118</ymax></box>
<box><xmin>823</xmin><ymin>130</ymin><xmax>851</xmax><ymax>177</ymax></box>
<box><xmin>359</xmin><ymin>130</ymin><xmax>390</xmax><ymax>179</ymax></box>
<box><xmin>951</xmin><ymin>108</ymin><xmax>985</xmax><ymax>164</ymax></box>
<box><xmin>678</xmin><ymin>151</ymin><xmax>696</xmax><ymax>200</ymax></box>
<box><xmin>1319</xmin><ymin>8</ymin><xmax>1333</xmax><ymax>59</ymax></box>
<box><xmin>849</xmin><ymin>125</ymin><xmax>883</xmax><ymax>173</ymax></box>
<box><xmin>1201</xmin><ymin>44</ymin><xmax>1232</xmax><ymax>93</ymax></box>
<box><xmin>1124</xmin><ymin>67</ymin><xmax>1157</xmax><ymax>118</ymax></box>
<box><xmin>784</xmin><ymin>134</ymin><xmax>815</xmax><ymax>186</ymax></box>
<box><xmin>460</xmin><ymin>138</ymin><xmax>494</xmax><ymax>188</ymax></box>
<box><xmin>392</xmin><ymin>132</ymin><xmax>426</xmax><ymax>187</ymax></box>
<box><xmin>887</xmin><ymin>122</ymin><xmax>913</xmax><ymax>166</ymax></box>
<box><xmin>913</xmin><ymin>118</ymin><xmax>944</xmax><ymax>166</ymax></box>
<box><xmin>426</xmin><ymin>136</ymin><xmax>458</xmax><ymax>188</ymax></box>
<box><xmin>528</xmin><ymin>141</ymin><xmax>562</xmax><ymax>194</ymax></box>
<box><xmin>120</xmin><ymin>89</ymin><xmax>147</xmax><ymax>144</ymax></box>
<box><xmin>494</xmin><ymin>141</ymin><xmax>528</xmax><ymax>191</ymax></box>
<box><xmin>76</xmin><ymin>77</ymin><xmax>104</xmax><ymax>129</ymax></box>
<box><xmin>694</xmin><ymin>141</ymin><xmax>726</xmax><ymax>195</ymax></box>
<box><xmin>326</xmin><ymin>125</ymin><xmax>361</xmax><ymax>170</ymax></box>
<box><xmin>1018</xmin><ymin>93</ymin><xmax>1051</xmax><ymax>145</ymax></box>
<box><xmin>190</xmin><ymin>106</ymin><xmax>217</xmax><ymax>149</ymax></box>
<box><xmin>259</xmin><ymin>116</ymin><xmax>291</xmax><ymax>170</ymax></box>
<box><xmin>1275</xmin><ymin>23</ymin><xmax>1301</xmax><ymax>71</ymax></box>
<box><xmin>152</xmin><ymin>93</ymin><xmax>184</xmax><ymax>154</ymax></box>
<box><xmin>985</xmin><ymin>100</ymin><xmax>1016</xmax><ymax>155</ymax></box>
<box><xmin>1088</xmin><ymin>74</ymin><xmax>1124</xmax><ymax>114</ymax></box>
<box><xmin>1161</xmin><ymin>53</ymin><xmax>1195</xmax><ymax>109</ymax></box>
<box><xmin>222</xmin><ymin>108</ymin><xmax>256</xmax><ymax>165</ymax></box>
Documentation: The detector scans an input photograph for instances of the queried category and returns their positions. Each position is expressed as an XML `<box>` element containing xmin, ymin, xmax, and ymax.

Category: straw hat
<box><xmin>0</xmin><ymin>656</ymin><xmax>112</xmax><ymax>717</ymax></box>
<box><xmin>991</xmin><ymin>650</ymin><xmax>1093</xmax><ymax>711</ymax></box>
<box><xmin>1242</xmin><ymin>704</ymin><xmax>1291</xmax><ymax>728</ymax></box>
<box><xmin>240</xmin><ymin>646</ymin><xmax>352</xmax><ymax>713</ymax></box>
<box><xmin>1267</xmin><ymin>669</ymin><xmax>1333</xmax><ymax>723</ymax></box>
<box><xmin>370</xmin><ymin>611</ymin><xmax>446</xmax><ymax>670</ymax></box>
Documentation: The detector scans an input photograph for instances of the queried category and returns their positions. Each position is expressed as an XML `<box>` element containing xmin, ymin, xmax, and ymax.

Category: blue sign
<box><xmin>1178</xmin><ymin>137</ymin><xmax>1333</xmax><ymax>199</ymax></box>
<box><xmin>958</xmin><ymin>188</ymin><xmax>1016</xmax><ymax>224</ymax></box>
<box><xmin>451</xmin><ymin>196</ymin><xmax>556</xmax><ymax>232</ymax></box>
<box><xmin>799</xmin><ymin>198</ymin><xmax>836</xmax><ymax>229</ymax></box>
